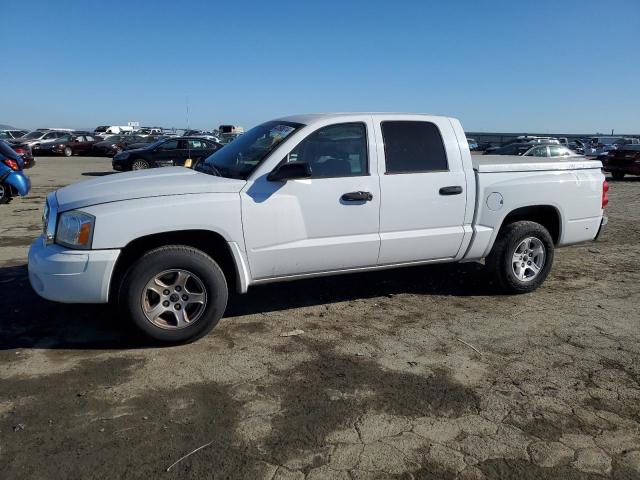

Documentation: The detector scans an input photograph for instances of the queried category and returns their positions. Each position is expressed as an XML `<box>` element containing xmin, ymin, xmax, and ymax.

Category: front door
<box><xmin>241</xmin><ymin>121</ymin><xmax>381</xmax><ymax>280</ymax></box>
<box><xmin>374</xmin><ymin>117</ymin><xmax>468</xmax><ymax>264</ymax></box>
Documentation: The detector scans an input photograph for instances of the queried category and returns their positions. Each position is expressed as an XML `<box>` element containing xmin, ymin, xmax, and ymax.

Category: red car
<box><xmin>47</xmin><ymin>133</ymin><xmax>100</xmax><ymax>157</ymax></box>
<box><xmin>603</xmin><ymin>146</ymin><xmax>640</xmax><ymax>180</ymax></box>
<box><xmin>9</xmin><ymin>143</ymin><xmax>35</xmax><ymax>168</ymax></box>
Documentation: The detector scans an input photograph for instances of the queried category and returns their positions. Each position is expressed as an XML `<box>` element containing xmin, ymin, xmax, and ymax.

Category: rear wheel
<box><xmin>131</xmin><ymin>159</ymin><xmax>150</xmax><ymax>171</ymax></box>
<box><xmin>63</xmin><ymin>146</ymin><xmax>72</xmax><ymax>157</ymax></box>
<box><xmin>0</xmin><ymin>183</ymin><xmax>12</xmax><ymax>204</ymax></box>
<box><xmin>119</xmin><ymin>245</ymin><xmax>228</xmax><ymax>344</ymax></box>
<box><xmin>611</xmin><ymin>172</ymin><xmax>625</xmax><ymax>181</ymax></box>
<box><xmin>486</xmin><ymin>221</ymin><xmax>554</xmax><ymax>294</ymax></box>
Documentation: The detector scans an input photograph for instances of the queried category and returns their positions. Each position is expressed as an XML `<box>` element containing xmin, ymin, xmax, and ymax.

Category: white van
<box><xmin>94</xmin><ymin>125</ymin><xmax>135</xmax><ymax>137</ymax></box>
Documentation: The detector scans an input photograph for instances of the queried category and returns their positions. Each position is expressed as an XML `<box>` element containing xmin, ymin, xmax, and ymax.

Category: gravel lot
<box><xmin>1</xmin><ymin>157</ymin><xmax>639</xmax><ymax>480</ymax></box>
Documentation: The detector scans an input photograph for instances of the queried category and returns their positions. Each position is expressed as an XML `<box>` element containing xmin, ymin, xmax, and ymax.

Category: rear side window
<box><xmin>382</xmin><ymin>121</ymin><xmax>448</xmax><ymax>173</ymax></box>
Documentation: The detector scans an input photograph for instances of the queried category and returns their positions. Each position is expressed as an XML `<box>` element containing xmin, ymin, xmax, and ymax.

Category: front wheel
<box><xmin>486</xmin><ymin>221</ymin><xmax>554</xmax><ymax>294</ymax></box>
<box><xmin>0</xmin><ymin>183</ymin><xmax>12</xmax><ymax>204</ymax></box>
<box><xmin>611</xmin><ymin>172</ymin><xmax>625</xmax><ymax>181</ymax></box>
<box><xmin>131</xmin><ymin>159</ymin><xmax>150</xmax><ymax>171</ymax></box>
<box><xmin>119</xmin><ymin>245</ymin><xmax>228</xmax><ymax>344</ymax></box>
<box><xmin>64</xmin><ymin>146</ymin><xmax>73</xmax><ymax>157</ymax></box>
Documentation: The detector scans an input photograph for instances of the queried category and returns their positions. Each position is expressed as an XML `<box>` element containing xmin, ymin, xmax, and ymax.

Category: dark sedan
<box><xmin>93</xmin><ymin>135</ymin><xmax>145</xmax><ymax>156</ymax></box>
<box><xmin>112</xmin><ymin>137</ymin><xmax>223</xmax><ymax>171</ymax></box>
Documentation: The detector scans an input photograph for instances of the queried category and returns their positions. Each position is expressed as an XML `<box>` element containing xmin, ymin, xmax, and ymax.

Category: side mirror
<box><xmin>267</xmin><ymin>161</ymin><xmax>312</xmax><ymax>182</ymax></box>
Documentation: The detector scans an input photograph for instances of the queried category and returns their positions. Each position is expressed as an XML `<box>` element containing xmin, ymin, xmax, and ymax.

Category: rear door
<box><xmin>374</xmin><ymin>116</ymin><xmax>468</xmax><ymax>264</ymax></box>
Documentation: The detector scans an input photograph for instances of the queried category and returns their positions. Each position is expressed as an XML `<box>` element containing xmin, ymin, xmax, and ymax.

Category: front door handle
<box><xmin>439</xmin><ymin>186</ymin><xmax>463</xmax><ymax>195</ymax></box>
<box><xmin>341</xmin><ymin>191</ymin><xmax>373</xmax><ymax>202</ymax></box>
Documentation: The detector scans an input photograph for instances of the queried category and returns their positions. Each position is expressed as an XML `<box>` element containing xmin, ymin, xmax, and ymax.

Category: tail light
<box><xmin>2</xmin><ymin>158</ymin><xmax>20</xmax><ymax>171</ymax></box>
<box><xmin>13</xmin><ymin>147</ymin><xmax>26</xmax><ymax>155</ymax></box>
<box><xmin>602</xmin><ymin>180</ymin><xmax>609</xmax><ymax>209</ymax></box>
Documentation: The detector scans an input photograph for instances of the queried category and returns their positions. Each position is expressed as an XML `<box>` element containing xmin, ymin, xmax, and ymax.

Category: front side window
<box><xmin>286</xmin><ymin>123</ymin><xmax>368</xmax><ymax>178</ymax></box>
<box><xmin>382</xmin><ymin>121</ymin><xmax>448</xmax><ymax>173</ymax></box>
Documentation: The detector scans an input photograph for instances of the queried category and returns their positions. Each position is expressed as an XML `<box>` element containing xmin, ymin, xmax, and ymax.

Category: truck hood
<box><xmin>55</xmin><ymin>167</ymin><xmax>246</xmax><ymax>212</ymax></box>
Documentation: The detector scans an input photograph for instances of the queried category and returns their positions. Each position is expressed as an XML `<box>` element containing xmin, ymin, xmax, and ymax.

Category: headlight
<box><xmin>55</xmin><ymin>211</ymin><xmax>95</xmax><ymax>249</ymax></box>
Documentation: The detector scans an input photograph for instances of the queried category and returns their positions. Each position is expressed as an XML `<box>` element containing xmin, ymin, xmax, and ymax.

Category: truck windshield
<box><xmin>196</xmin><ymin>120</ymin><xmax>303</xmax><ymax>179</ymax></box>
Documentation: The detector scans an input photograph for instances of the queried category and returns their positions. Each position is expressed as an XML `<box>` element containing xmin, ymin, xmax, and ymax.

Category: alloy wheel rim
<box><xmin>0</xmin><ymin>184</ymin><xmax>5</xmax><ymax>198</ymax></box>
<box><xmin>511</xmin><ymin>237</ymin><xmax>546</xmax><ymax>282</ymax></box>
<box><xmin>132</xmin><ymin>160</ymin><xmax>148</xmax><ymax>170</ymax></box>
<box><xmin>141</xmin><ymin>269</ymin><xmax>207</xmax><ymax>330</ymax></box>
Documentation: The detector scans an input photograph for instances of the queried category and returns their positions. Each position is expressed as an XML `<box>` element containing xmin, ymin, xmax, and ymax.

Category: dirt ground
<box><xmin>1</xmin><ymin>157</ymin><xmax>639</xmax><ymax>480</ymax></box>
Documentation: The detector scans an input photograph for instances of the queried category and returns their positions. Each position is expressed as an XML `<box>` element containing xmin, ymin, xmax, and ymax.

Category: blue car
<box><xmin>0</xmin><ymin>140</ymin><xmax>31</xmax><ymax>204</ymax></box>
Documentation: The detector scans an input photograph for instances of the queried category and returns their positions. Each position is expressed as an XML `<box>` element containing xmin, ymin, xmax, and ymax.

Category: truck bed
<box><xmin>473</xmin><ymin>155</ymin><xmax>602</xmax><ymax>173</ymax></box>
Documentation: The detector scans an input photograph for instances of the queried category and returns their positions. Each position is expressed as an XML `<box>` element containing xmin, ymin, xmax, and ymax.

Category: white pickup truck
<box><xmin>29</xmin><ymin>113</ymin><xmax>608</xmax><ymax>343</ymax></box>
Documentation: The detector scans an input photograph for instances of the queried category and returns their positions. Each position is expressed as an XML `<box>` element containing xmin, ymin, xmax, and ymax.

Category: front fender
<box><xmin>2</xmin><ymin>170</ymin><xmax>31</xmax><ymax>197</ymax></box>
<box><xmin>82</xmin><ymin>193</ymin><xmax>244</xmax><ymax>250</ymax></box>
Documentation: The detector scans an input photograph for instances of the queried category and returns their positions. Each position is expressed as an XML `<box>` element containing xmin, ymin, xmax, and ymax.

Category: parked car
<box><xmin>123</xmin><ymin>135</ymin><xmax>169</xmax><ymax>151</ymax></box>
<box><xmin>10</xmin><ymin>130</ymin><xmax>68</xmax><ymax>152</ymax></box>
<box><xmin>45</xmin><ymin>133</ymin><xmax>100</xmax><ymax>157</ymax></box>
<box><xmin>183</xmin><ymin>130</ymin><xmax>221</xmax><ymax>142</ymax></box>
<box><xmin>584</xmin><ymin>137</ymin><xmax>627</xmax><ymax>157</ymax></box>
<box><xmin>94</xmin><ymin>125</ymin><xmax>135</xmax><ymax>137</ymax></box>
<box><xmin>522</xmin><ymin>145</ymin><xmax>580</xmax><ymax>158</ymax></box>
<box><xmin>92</xmin><ymin>135</ymin><xmax>145</xmax><ymax>156</ymax></box>
<box><xmin>602</xmin><ymin>145</ymin><xmax>640</xmax><ymax>180</ymax></box>
<box><xmin>133</xmin><ymin>127</ymin><xmax>163</xmax><ymax>137</ymax></box>
<box><xmin>9</xmin><ymin>142</ymin><xmax>35</xmax><ymax>168</ymax></box>
<box><xmin>29</xmin><ymin>113</ymin><xmax>608</xmax><ymax>344</ymax></box>
<box><xmin>0</xmin><ymin>129</ymin><xmax>28</xmax><ymax>140</ymax></box>
<box><xmin>112</xmin><ymin>137</ymin><xmax>222</xmax><ymax>171</ymax></box>
<box><xmin>0</xmin><ymin>140</ymin><xmax>31</xmax><ymax>204</ymax></box>
<box><xmin>484</xmin><ymin>143</ymin><xmax>532</xmax><ymax>155</ymax></box>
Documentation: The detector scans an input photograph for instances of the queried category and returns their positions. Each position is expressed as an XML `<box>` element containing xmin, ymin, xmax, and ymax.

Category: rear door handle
<box><xmin>341</xmin><ymin>191</ymin><xmax>373</xmax><ymax>202</ymax></box>
<box><xmin>439</xmin><ymin>186</ymin><xmax>463</xmax><ymax>195</ymax></box>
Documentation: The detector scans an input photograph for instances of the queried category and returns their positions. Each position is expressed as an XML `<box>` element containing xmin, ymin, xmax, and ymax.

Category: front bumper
<box><xmin>28</xmin><ymin>236</ymin><xmax>120</xmax><ymax>303</ymax></box>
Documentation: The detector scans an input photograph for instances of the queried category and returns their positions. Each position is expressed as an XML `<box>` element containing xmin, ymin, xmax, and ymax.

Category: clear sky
<box><xmin>2</xmin><ymin>0</ymin><xmax>639</xmax><ymax>133</ymax></box>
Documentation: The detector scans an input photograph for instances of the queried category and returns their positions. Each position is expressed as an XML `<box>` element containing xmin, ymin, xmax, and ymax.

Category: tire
<box><xmin>118</xmin><ymin>245</ymin><xmax>228</xmax><ymax>344</ymax></box>
<box><xmin>131</xmin><ymin>159</ymin><xmax>150</xmax><ymax>171</ymax></box>
<box><xmin>64</xmin><ymin>146</ymin><xmax>73</xmax><ymax>157</ymax></box>
<box><xmin>0</xmin><ymin>183</ymin><xmax>12</xmax><ymax>204</ymax></box>
<box><xmin>611</xmin><ymin>172</ymin><xmax>625</xmax><ymax>181</ymax></box>
<box><xmin>486</xmin><ymin>220</ymin><xmax>554</xmax><ymax>294</ymax></box>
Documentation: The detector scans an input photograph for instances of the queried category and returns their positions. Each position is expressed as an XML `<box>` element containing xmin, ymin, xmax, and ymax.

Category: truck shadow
<box><xmin>0</xmin><ymin>261</ymin><xmax>496</xmax><ymax>351</ymax></box>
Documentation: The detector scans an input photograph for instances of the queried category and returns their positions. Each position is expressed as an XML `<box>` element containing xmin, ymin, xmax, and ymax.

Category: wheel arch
<box><xmin>109</xmin><ymin>229</ymin><xmax>241</xmax><ymax>303</ymax></box>
<box><xmin>497</xmin><ymin>205</ymin><xmax>562</xmax><ymax>245</ymax></box>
